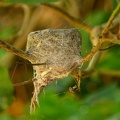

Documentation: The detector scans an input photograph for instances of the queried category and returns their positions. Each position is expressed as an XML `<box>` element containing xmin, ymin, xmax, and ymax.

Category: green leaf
<box><xmin>30</xmin><ymin>83</ymin><xmax>120</xmax><ymax>120</ymax></box>
<box><xmin>0</xmin><ymin>27</ymin><xmax>16</xmax><ymax>39</ymax></box>
<box><xmin>0</xmin><ymin>114</ymin><xmax>14</xmax><ymax>120</ymax></box>
<box><xmin>0</xmin><ymin>67</ymin><xmax>13</xmax><ymax>111</ymax></box>
<box><xmin>85</xmin><ymin>10</ymin><xmax>111</xmax><ymax>26</ymax></box>
<box><xmin>97</xmin><ymin>45</ymin><xmax>120</xmax><ymax>71</ymax></box>
<box><xmin>79</xmin><ymin>29</ymin><xmax>92</xmax><ymax>69</ymax></box>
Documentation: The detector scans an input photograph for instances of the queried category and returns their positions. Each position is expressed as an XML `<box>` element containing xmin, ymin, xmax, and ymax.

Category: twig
<box><xmin>80</xmin><ymin>2</ymin><xmax>120</xmax><ymax>66</ymax></box>
<box><xmin>104</xmin><ymin>38</ymin><xmax>120</xmax><ymax>44</ymax></box>
<box><xmin>0</xmin><ymin>39</ymin><xmax>31</xmax><ymax>61</ymax></box>
<box><xmin>42</xmin><ymin>3</ymin><xmax>93</xmax><ymax>33</ymax></box>
<box><xmin>15</xmin><ymin>4</ymin><xmax>30</xmax><ymax>36</ymax></box>
<box><xmin>83</xmin><ymin>51</ymin><xmax>101</xmax><ymax>72</ymax></box>
<box><xmin>16</xmin><ymin>61</ymin><xmax>46</xmax><ymax>66</ymax></box>
<box><xmin>1</xmin><ymin>6</ymin><xmax>43</xmax><ymax>66</ymax></box>
<box><xmin>80</xmin><ymin>39</ymin><xmax>103</xmax><ymax>65</ymax></box>
<box><xmin>102</xmin><ymin>2</ymin><xmax>120</xmax><ymax>36</ymax></box>
<box><xmin>80</xmin><ymin>36</ymin><xmax>120</xmax><ymax>65</ymax></box>
<box><xmin>13</xmin><ymin>78</ymin><xmax>36</xmax><ymax>86</ymax></box>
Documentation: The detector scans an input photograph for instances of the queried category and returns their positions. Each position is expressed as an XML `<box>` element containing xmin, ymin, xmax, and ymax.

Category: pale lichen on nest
<box><xmin>26</xmin><ymin>28</ymin><xmax>82</xmax><ymax>72</ymax></box>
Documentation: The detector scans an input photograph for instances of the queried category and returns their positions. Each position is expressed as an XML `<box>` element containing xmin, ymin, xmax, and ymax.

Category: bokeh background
<box><xmin>0</xmin><ymin>0</ymin><xmax>120</xmax><ymax>120</ymax></box>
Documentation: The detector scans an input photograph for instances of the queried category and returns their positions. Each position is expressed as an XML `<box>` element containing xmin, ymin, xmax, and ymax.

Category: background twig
<box><xmin>42</xmin><ymin>3</ymin><xmax>93</xmax><ymax>33</ymax></box>
<box><xmin>0</xmin><ymin>39</ymin><xmax>31</xmax><ymax>60</ymax></box>
<box><xmin>102</xmin><ymin>2</ymin><xmax>120</xmax><ymax>36</ymax></box>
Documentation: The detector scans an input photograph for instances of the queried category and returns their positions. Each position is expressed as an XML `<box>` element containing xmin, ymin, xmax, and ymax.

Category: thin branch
<box><xmin>0</xmin><ymin>39</ymin><xmax>31</xmax><ymax>61</ymax></box>
<box><xmin>102</xmin><ymin>2</ymin><xmax>120</xmax><ymax>36</ymax></box>
<box><xmin>83</xmin><ymin>51</ymin><xmax>101</xmax><ymax>72</ymax></box>
<box><xmin>16</xmin><ymin>4</ymin><xmax>30</xmax><ymax>36</ymax></box>
<box><xmin>41</xmin><ymin>3</ymin><xmax>93</xmax><ymax>33</ymax></box>
<box><xmin>80</xmin><ymin>39</ymin><xmax>103</xmax><ymax>65</ymax></box>
<box><xmin>104</xmin><ymin>38</ymin><xmax>120</xmax><ymax>44</ymax></box>
<box><xmin>16</xmin><ymin>61</ymin><xmax>46</xmax><ymax>66</ymax></box>
<box><xmin>80</xmin><ymin>36</ymin><xmax>120</xmax><ymax>65</ymax></box>
<box><xmin>80</xmin><ymin>2</ymin><xmax>120</xmax><ymax>66</ymax></box>
<box><xmin>13</xmin><ymin>78</ymin><xmax>36</xmax><ymax>86</ymax></box>
<box><xmin>1</xmin><ymin>6</ymin><xmax>43</xmax><ymax>66</ymax></box>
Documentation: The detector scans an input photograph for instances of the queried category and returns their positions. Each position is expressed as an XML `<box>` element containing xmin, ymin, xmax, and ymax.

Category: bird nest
<box><xmin>26</xmin><ymin>28</ymin><xmax>82</xmax><ymax>113</ymax></box>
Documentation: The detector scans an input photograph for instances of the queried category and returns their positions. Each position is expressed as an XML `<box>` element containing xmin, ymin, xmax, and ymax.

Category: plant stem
<box><xmin>102</xmin><ymin>2</ymin><xmax>120</xmax><ymax>36</ymax></box>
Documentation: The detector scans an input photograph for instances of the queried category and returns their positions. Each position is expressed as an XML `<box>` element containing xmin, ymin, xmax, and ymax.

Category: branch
<box><xmin>102</xmin><ymin>2</ymin><xmax>120</xmax><ymax>36</ymax></box>
<box><xmin>80</xmin><ymin>36</ymin><xmax>120</xmax><ymax>65</ymax></box>
<box><xmin>16</xmin><ymin>4</ymin><xmax>30</xmax><ymax>36</ymax></box>
<box><xmin>13</xmin><ymin>78</ymin><xmax>36</xmax><ymax>86</ymax></box>
<box><xmin>80</xmin><ymin>2</ymin><xmax>120</xmax><ymax>66</ymax></box>
<box><xmin>104</xmin><ymin>38</ymin><xmax>120</xmax><ymax>44</ymax></box>
<box><xmin>0</xmin><ymin>39</ymin><xmax>31</xmax><ymax>61</ymax></box>
<box><xmin>80</xmin><ymin>39</ymin><xmax>103</xmax><ymax>65</ymax></box>
<box><xmin>41</xmin><ymin>3</ymin><xmax>93</xmax><ymax>33</ymax></box>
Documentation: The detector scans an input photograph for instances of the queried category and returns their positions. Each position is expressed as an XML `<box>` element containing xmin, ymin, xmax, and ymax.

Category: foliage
<box><xmin>29</xmin><ymin>83</ymin><xmax>120</xmax><ymax>120</ymax></box>
<box><xmin>0</xmin><ymin>67</ymin><xmax>13</xmax><ymax>112</ymax></box>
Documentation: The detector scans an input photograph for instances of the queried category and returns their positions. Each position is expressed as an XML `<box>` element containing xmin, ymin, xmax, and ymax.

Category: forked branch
<box><xmin>102</xmin><ymin>2</ymin><xmax>120</xmax><ymax>36</ymax></box>
<box><xmin>79</xmin><ymin>2</ymin><xmax>120</xmax><ymax>65</ymax></box>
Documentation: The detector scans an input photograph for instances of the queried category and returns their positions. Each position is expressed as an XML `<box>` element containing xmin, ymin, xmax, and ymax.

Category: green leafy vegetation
<box><xmin>29</xmin><ymin>83</ymin><xmax>120</xmax><ymax>120</ymax></box>
<box><xmin>0</xmin><ymin>27</ymin><xmax>16</xmax><ymax>39</ymax></box>
<box><xmin>0</xmin><ymin>67</ymin><xmax>13</xmax><ymax>112</ymax></box>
